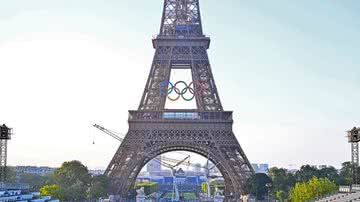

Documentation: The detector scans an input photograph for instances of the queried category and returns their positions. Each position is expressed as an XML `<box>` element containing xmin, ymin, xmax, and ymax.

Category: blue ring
<box><xmin>159</xmin><ymin>80</ymin><xmax>173</xmax><ymax>96</ymax></box>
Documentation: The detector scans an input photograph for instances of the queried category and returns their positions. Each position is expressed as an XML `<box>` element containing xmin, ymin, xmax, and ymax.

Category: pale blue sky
<box><xmin>0</xmin><ymin>0</ymin><xmax>359</xmax><ymax>169</ymax></box>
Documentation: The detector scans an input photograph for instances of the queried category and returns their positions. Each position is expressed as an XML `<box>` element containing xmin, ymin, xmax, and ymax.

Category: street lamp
<box><xmin>266</xmin><ymin>183</ymin><xmax>272</xmax><ymax>202</ymax></box>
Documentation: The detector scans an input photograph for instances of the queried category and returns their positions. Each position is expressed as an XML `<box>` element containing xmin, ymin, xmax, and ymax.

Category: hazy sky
<box><xmin>0</xmin><ymin>0</ymin><xmax>359</xmax><ymax>170</ymax></box>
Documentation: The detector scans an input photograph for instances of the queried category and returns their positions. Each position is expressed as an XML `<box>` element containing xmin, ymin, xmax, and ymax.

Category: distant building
<box><xmin>16</xmin><ymin>166</ymin><xmax>55</xmax><ymax>176</ymax></box>
<box><xmin>252</xmin><ymin>164</ymin><xmax>259</xmax><ymax>172</ymax></box>
<box><xmin>193</xmin><ymin>163</ymin><xmax>202</xmax><ymax>172</ymax></box>
<box><xmin>89</xmin><ymin>169</ymin><xmax>105</xmax><ymax>176</ymax></box>
<box><xmin>259</xmin><ymin>164</ymin><xmax>269</xmax><ymax>172</ymax></box>
<box><xmin>252</xmin><ymin>163</ymin><xmax>269</xmax><ymax>173</ymax></box>
<box><xmin>153</xmin><ymin>169</ymin><xmax>172</xmax><ymax>177</ymax></box>
<box><xmin>147</xmin><ymin>158</ymin><xmax>162</xmax><ymax>175</ymax></box>
<box><xmin>186</xmin><ymin>170</ymin><xmax>205</xmax><ymax>177</ymax></box>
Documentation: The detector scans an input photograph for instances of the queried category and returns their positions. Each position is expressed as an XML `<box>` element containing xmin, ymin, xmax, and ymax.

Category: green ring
<box><xmin>181</xmin><ymin>87</ymin><xmax>195</xmax><ymax>101</ymax></box>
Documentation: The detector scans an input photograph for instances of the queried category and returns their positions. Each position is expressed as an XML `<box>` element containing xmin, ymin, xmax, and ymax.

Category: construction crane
<box><xmin>93</xmin><ymin>124</ymin><xmax>188</xmax><ymax>164</ymax></box>
<box><xmin>0</xmin><ymin>124</ymin><xmax>12</xmax><ymax>182</ymax></box>
<box><xmin>93</xmin><ymin>124</ymin><xmax>124</xmax><ymax>142</ymax></box>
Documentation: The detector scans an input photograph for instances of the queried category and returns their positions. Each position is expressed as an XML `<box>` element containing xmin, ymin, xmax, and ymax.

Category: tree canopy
<box><xmin>40</xmin><ymin>184</ymin><xmax>65</xmax><ymax>199</ymax></box>
<box><xmin>88</xmin><ymin>175</ymin><xmax>110</xmax><ymax>199</ymax></box>
<box><xmin>39</xmin><ymin>160</ymin><xmax>109</xmax><ymax>201</ymax></box>
<box><xmin>290</xmin><ymin>177</ymin><xmax>337</xmax><ymax>202</ymax></box>
<box><xmin>20</xmin><ymin>173</ymin><xmax>52</xmax><ymax>191</ymax></box>
<box><xmin>245</xmin><ymin>173</ymin><xmax>272</xmax><ymax>200</ymax></box>
<box><xmin>53</xmin><ymin>160</ymin><xmax>91</xmax><ymax>201</ymax></box>
<box><xmin>268</xmin><ymin>167</ymin><xmax>296</xmax><ymax>201</ymax></box>
<box><xmin>265</xmin><ymin>163</ymin><xmax>355</xmax><ymax>201</ymax></box>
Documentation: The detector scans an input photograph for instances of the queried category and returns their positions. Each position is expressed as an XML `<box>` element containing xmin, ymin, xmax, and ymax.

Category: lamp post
<box><xmin>266</xmin><ymin>183</ymin><xmax>272</xmax><ymax>202</ymax></box>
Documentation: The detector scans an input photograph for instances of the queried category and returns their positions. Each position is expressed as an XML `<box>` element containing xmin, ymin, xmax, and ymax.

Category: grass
<box><xmin>182</xmin><ymin>192</ymin><xmax>197</xmax><ymax>199</ymax></box>
<box><xmin>163</xmin><ymin>192</ymin><xmax>197</xmax><ymax>199</ymax></box>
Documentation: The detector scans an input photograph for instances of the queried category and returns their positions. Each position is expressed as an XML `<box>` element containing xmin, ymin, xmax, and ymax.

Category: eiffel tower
<box><xmin>105</xmin><ymin>0</ymin><xmax>254</xmax><ymax>200</ymax></box>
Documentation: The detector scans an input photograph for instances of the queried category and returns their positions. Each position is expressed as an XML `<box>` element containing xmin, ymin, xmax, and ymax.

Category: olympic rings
<box><xmin>159</xmin><ymin>80</ymin><xmax>173</xmax><ymax>96</ymax></box>
<box><xmin>159</xmin><ymin>80</ymin><xmax>205</xmax><ymax>101</ymax></box>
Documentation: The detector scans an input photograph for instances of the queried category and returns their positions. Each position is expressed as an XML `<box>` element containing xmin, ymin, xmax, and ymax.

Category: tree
<box><xmin>20</xmin><ymin>173</ymin><xmax>52</xmax><ymax>191</ymax></box>
<box><xmin>40</xmin><ymin>184</ymin><xmax>65</xmax><ymax>200</ymax></box>
<box><xmin>290</xmin><ymin>177</ymin><xmax>337</xmax><ymax>202</ymax></box>
<box><xmin>245</xmin><ymin>173</ymin><xmax>272</xmax><ymax>200</ymax></box>
<box><xmin>268</xmin><ymin>167</ymin><xmax>295</xmax><ymax>201</ymax></box>
<box><xmin>318</xmin><ymin>166</ymin><xmax>340</xmax><ymax>184</ymax></box>
<box><xmin>295</xmin><ymin>165</ymin><xmax>319</xmax><ymax>182</ymax></box>
<box><xmin>338</xmin><ymin>162</ymin><xmax>356</xmax><ymax>185</ymax></box>
<box><xmin>53</xmin><ymin>160</ymin><xmax>91</xmax><ymax>201</ymax></box>
<box><xmin>201</xmin><ymin>180</ymin><xmax>225</xmax><ymax>196</ymax></box>
<box><xmin>88</xmin><ymin>175</ymin><xmax>110</xmax><ymax>199</ymax></box>
<box><xmin>276</xmin><ymin>190</ymin><xmax>287</xmax><ymax>202</ymax></box>
<box><xmin>4</xmin><ymin>166</ymin><xmax>16</xmax><ymax>183</ymax></box>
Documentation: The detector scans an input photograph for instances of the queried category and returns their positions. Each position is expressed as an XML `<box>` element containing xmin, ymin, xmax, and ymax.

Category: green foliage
<box><xmin>4</xmin><ymin>167</ymin><xmax>16</xmax><ymax>183</ymax></box>
<box><xmin>53</xmin><ymin>160</ymin><xmax>91</xmax><ymax>201</ymax></box>
<box><xmin>289</xmin><ymin>177</ymin><xmax>337</xmax><ymax>202</ymax></box>
<box><xmin>201</xmin><ymin>180</ymin><xmax>224</xmax><ymax>195</ymax></box>
<box><xmin>318</xmin><ymin>166</ymin><xmax>340</xmax><ymax>184</ymax></box>
<box><xmin>211</xmin><ymin>180</ymin><xmax>224</xmax><ymax>194</ymax></box>
<box><xmin>295</xmin><ymin>165</ymin><xmax>320</xmax><ymax>182</ymax></box>
<box><xmin>338</xmin><ymin>162</ymin><xmax>353</xmax><ymax>185</ymax></box>
<box><xmin>245</xmin><ymin>173</ymin><xmax>272</xmax><ymax>200</ymax></box>
<box><xmin>268</xmin><ymin>167</ymin><xmax>296</xmax><ymax>193</ymax></box>
<box><xmin>54</xmin><ymin>160</ymin><xmax>91</xmax><ymax>187</ymax></box>
<box><xmin>20</xmin><ymin>173</ymin><xmax>52</xmax><ymax>191</ymax></box>
<box><xmin>276</xmin><ymin>190</ymin><xmax>287</xmax><ymax>202</ymax></box>
<box><xmin>182</xmin><ymin>192</ymin><xmax>197</xmax><ymax>199</ymax></box>
<box><xmin>201</xmin><ymin>182</ymin><xmax>208</xmax><ymax>194</ymax></box>
<box><xmin>88</xmin><ymin>175</ymin><xmax>110</xmax><ymax>199</ymax></box>
<box><xmin>40</xmin><ymin>184</ymin><xmax>65</xmax><ymax>200</ymax></box>
<box><xmin>135</xmin><ymin>181</ymin><xmax>159</xmax><ymax>195</ymax></box>
<box><xmin>35</xmin><ymin>161</ymin><xmax>110</xmax><ymax>200</ymax></box>
<box><xmin>337</xmin><ymin>161</ymin><xmax>360</xmax><ymax>185</ymax></box>
<box><xmin>268</xmin><ymin>167</ymin><xmax>295</xmax><ymax>201</ymax></box>
<box><xmin>295</xmin><ymin>165</ymin><xmax>341</xmax><ymax>183</ymax></box>
<box><xmin>267</xmin><ymin>165</ymin><xmax>345</xmax><ymax>201</ymax></box>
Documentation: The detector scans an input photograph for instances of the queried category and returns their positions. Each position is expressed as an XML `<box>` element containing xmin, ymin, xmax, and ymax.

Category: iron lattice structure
<box><xmin>347</xmin><ymin>127</ymin><xmax>360</xmax><ymax>165</ymax></box>
<box><xmin>352</xmin><ymin>142</ymin><xmax>359</xmax><ymax>166</ymax></box>
<box><xmin>347</xmin><ymin>127</ymin><xmax>360</xmax><ymax>184</ymax></box>
<box><xmin>105</xmin><ymin>0</ymin><xmax>254</xmax><ymax>201</ymax></box>
<box><xmin>0</xmin><ymin>124</ymin><xmax>12</xmax><ymax>182</ymax></box>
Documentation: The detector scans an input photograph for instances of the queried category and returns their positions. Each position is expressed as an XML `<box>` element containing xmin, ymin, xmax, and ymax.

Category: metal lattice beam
<box><xmin>0</xmin><ymin>124</ymin><xmax>11</xmax><ymax>182</ymax></box>
<box><xmin>0</xmin><ymin>139</ymin><xmax>7</xmax><ymax>182</ymax></box>
<box><xmin>352</xmin><ymin>142</ymin><xmax>359</xmax><ymax>166</ymax></box>
<box><xmin>106</xmin><ymin>1</ymin><xmax>254</xmax><ymax>201</ymax></box>
<box><xmin>160</xmin><ymin>0</ymin><xmax>203</xmax><ymax>36</ymax></box>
